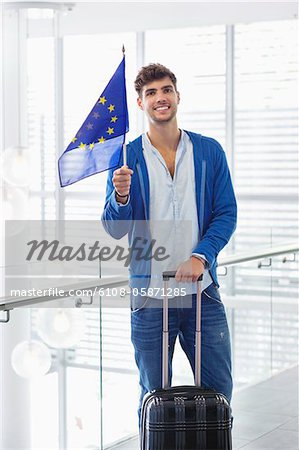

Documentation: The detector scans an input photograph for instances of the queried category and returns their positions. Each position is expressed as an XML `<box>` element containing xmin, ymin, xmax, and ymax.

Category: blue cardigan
<box><xmin>102</xmin><ymin>131</ymin><xmax>237</xmax><ymax>289</ymax></box>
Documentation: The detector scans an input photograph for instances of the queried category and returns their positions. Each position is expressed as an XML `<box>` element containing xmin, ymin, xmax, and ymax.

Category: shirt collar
<box><xmin>143</xmin><ymin>129</ymin><xmax>187</xmax><ymax>157</ymax></box>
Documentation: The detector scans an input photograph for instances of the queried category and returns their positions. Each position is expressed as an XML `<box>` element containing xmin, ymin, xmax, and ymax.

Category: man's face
<box><xmin>137</xmin><ymin>77</ymin><xmax>180</xmax><ymax>124</ymax></box>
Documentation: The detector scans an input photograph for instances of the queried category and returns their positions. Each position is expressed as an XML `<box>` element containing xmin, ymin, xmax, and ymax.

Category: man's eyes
<box><xmin>145</xmin><ymin>88</ymin><xmax>173</xmax><ymax>96</ymax></box>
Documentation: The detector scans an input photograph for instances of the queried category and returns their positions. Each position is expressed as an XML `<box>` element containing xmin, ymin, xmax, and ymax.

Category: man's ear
<box><xmin>177</xmin><ymin>91</ymin><xmax>180</xmax><ymax>104</ymax></box>
<box><xmin>137</xmin><ymin>96</ymin><xmax>143</xmax><ymax>110</ymax></box>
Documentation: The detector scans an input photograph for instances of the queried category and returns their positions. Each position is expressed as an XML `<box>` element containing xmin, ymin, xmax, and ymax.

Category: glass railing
<box><xmin>0</xmin><ymin>242</ymin><xmax>298</xmax><ymax>449</ymax></box>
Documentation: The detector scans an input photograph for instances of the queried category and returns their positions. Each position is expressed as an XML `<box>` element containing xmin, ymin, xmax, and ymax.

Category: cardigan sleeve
<box><xmin>101</xmin><ymin>168</ymin><xmax>133</xmax><ymax>239</ymax></box>
<box><xmin>192</xmin><ymin>145</ymin><xmax>237</xmax><ymax>267</ymax></box>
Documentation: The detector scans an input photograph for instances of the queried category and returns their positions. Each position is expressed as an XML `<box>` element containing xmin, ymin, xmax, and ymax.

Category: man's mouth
<box><xmin>154</xmin><ymin>105</ymin><xmax>170</xmax><ymax>111</ymax></box>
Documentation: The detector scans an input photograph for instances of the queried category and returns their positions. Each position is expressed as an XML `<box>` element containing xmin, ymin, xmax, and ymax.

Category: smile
<box><xmin>154</xmin><ymin>106</ymin><xmax>170</xmax><ymax>111</ymax></box>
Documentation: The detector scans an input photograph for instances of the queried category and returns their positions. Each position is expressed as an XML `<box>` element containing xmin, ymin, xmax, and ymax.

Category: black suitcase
<box><xmin>140</xmin><ymin>272</ymin><xmax>232</xmax><ymax>450</ymax></box>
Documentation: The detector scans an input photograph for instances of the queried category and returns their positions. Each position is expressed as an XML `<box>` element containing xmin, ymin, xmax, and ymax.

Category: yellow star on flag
<box><xmin>89</xmin><ymin>143</ymin><xmax>95</xmax><ymax>150</ymax></box>
<box><xmin>79</xmin><ymin>142</ymin><xmax>86</xmax><ymax>150</ymax></box>
<box><xmin>111</xmin><ymin>116</ymin><xmax>118</xmax><ymax>123</ymax></box>
<box><xmin>108</xmin><ymin>104</ymin><xmax>115</xmax><ymax>113</ymax></box>
<box><xmin>71</xmin><ymin>137</ymin><xmax>77</xmax><ymax>143</ymax></box>
<box><xmin>98</xmin><ymin>96</ymin><xmax>107</xmax><ymax>105</ymax></box>
<box><xmin>107</xmin><ymin>127</ymin><xmax>114</xmax><ymax>135</ymax></box>
<box><xmin>98</xmin><ymin>136</ymin><xmax>105</xmax><ymax>144</ymax></box>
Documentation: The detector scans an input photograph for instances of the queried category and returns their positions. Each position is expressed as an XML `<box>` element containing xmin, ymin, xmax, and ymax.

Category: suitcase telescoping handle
<box><xmin>162</xmin><ymin>271</ymin><xmax>203</xmax><ymax>389</ymax></box>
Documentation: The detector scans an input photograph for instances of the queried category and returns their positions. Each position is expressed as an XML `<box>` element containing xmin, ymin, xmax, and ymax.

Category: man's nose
<box><xmin>156</xmin><ymin>92</ymin><xmax>167</xmax><ymax>102</ymax></box>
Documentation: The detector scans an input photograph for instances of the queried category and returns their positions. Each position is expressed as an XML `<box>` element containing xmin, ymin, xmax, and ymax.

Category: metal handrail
<box><xmin>0</xmin><ymin>241</ymin><xmax>297</xmax><ymax>315</ymax></box>
<box><xmin>218</xmin><ymin>242</ymin><xmax>298</xmax><ymax>267</ymax></box>
<box><xmin>0</xmin><ymin>277</ymin><xmax>128</xmax><ymax>312</ymax></box>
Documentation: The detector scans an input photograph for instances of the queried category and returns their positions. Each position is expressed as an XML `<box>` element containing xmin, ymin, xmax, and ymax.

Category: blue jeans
<box><xmin>130</xmin><ymin>284</ymin><xmax>233</xmax><ymax>423</ymax></box>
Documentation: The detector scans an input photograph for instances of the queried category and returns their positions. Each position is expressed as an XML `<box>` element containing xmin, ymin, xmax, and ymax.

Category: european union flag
<box><xmin>58</xmin><ymin>56</ymin><xmax>129</xmax><ymax>187</ymax></box>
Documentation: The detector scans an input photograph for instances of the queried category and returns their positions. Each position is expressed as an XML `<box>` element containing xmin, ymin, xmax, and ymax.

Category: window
<box><xmin>234</xmin><ymin>20</ymin><xmax>298</xmax><ymax>248</ymax></box>
<box><xmin>63</xmin><ymin>34</ymin><xmax>137</xmax><ymax>217</ymax></box>
<box><xmin>27</xmin><ymin>36</ymin><xmax>56</xmax><ymax>218</ymax></box>
<box><xmin>145</xmin><ymin>26</ymin><xmax>226</xmax><ymax>144</ymax></box>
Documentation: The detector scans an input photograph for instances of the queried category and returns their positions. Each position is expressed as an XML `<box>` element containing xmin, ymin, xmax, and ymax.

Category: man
<box><xmin>102</xmin><ymin>63</ymin><xmax>237</xmax><ymax>421</ymax></box>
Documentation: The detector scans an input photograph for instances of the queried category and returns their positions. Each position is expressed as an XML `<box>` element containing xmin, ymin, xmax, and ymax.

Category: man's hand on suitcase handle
<box><xmin>174</xmin><ymin>256</ymin><xmax>205</xmax><ymax>282</ymax></box>
<box><xmin>163</xmin><ymin>257</ymin><xmax>205</xmax><ymax>282</ymax></box>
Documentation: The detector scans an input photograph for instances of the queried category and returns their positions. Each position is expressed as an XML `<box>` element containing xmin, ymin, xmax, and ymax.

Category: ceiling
<box><xmin>4</xmin><ymin>1</ymin><xmax>298</xmax><ymax>35</ymax></box>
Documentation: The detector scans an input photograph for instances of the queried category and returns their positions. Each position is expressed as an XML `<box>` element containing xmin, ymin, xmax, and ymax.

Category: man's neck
<box><xmin>147</xmin><ymin>122</ymin><xmax>181</xmax><ymax>152</ymax></box>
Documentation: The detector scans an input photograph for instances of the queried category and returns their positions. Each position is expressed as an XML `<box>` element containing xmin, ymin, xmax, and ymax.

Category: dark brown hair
<box><xmin>134</xmin><ymin>63</ymin><xmax>177</xmax><ymax>97</ymax></box>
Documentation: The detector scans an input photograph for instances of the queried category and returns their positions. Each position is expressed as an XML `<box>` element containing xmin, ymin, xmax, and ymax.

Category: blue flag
<box><xmin>58</xmin><ymin>56</ymin><xmax>129</xmax><ymax>187</ymax></box>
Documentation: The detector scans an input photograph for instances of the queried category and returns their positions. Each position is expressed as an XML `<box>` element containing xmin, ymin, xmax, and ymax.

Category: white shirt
<box><xmin>142</xmin><ymin>130</ymin><xmax>212</xmax><ymax>298</ymax></box>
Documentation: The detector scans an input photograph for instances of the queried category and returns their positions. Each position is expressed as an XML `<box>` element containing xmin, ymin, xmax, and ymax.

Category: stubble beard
<box><xmin>150</xmin><ymin>107</ymin><xmax>177</xmax><ymax>124</ymax></box>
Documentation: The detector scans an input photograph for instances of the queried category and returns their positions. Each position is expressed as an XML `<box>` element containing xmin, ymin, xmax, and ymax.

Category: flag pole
<box><xmin>123</xmin><ymin>141</ymin><xmax>127</xmax><ymax>167</ymax></box>
<box><xmin>122</xmin><ymin>44</ymin><xmax>127</xmax><ymax>167</ymax></box>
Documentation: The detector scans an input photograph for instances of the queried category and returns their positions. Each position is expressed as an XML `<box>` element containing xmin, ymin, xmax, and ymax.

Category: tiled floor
<box><xmin>109</xmin><ymin>365</ymin><xmax>298</xmax><ymax>450</ymax></box>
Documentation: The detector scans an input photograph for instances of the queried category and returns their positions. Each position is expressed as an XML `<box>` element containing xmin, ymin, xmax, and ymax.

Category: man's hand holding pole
<box><xmin>112</xmin><ymin>166</ymin><xmax>133</xmax><ymax>204</ymax></box>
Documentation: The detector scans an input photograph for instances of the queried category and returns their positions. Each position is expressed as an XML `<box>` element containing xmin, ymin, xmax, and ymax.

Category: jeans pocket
<box><xmin>130</xmin><ymin>296</ymin><xmax>158</xmax><ymax>312</ymax></box>
<box><xmin>203</xmin><ymin>285</ymin><xmax>222</xmax><ymax>304</ymax></box>
<box><xmin>130</xmin><ymin>297</ymin><xmax>149</xmax><ymax>312</ymax></box>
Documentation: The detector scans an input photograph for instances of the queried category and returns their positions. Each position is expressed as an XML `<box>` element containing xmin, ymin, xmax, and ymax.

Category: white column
<box><xmin>225</xmin><ymin>25</ymin><xmax>236</xmax><ymax>297</ymax></box>
<box><xmin>2</xmin><ymin>7</ymin><xmax>31</xmax><ymax>449</ymax></box>
<box><xmin>136</xmin><ymin>31</ymin><xmax>145</xmax><ymax>135</ymax></box>
<box><xmin>3</xmin><ymin>7</ymin><xmax>28</xmax><ymax>149</ymax></box>
<box><xmin>2</xmin><ymin>309</ymin><xmax>32</xmax><ymax>450</ymax></box>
